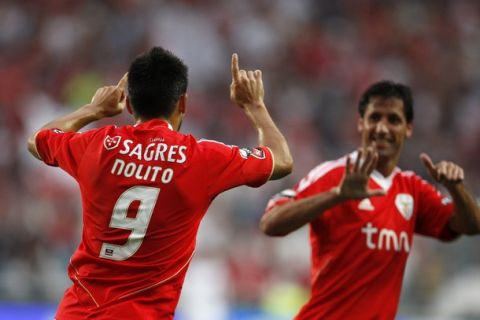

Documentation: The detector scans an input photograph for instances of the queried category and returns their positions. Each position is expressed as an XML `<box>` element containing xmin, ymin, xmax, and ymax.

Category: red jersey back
<box><xmin>36</xmin><ymin>119</ymin><xmax>273</xmax><ymax>318</ymax></box>
<box><xmin>264</xmin><ymin>152</ymin><xmax>457</xmax><ymax>320</ymax></box>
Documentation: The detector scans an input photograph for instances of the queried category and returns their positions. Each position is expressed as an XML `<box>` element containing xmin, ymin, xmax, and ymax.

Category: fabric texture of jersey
<box><xmin>35</xmin><ymin>119</ymin><xmax>273</xmax><ymax>319</ymax></box>
<box><xmin>264</xmin><ymin>152</ymin><xmax>457</xmax><ymax>320</ymax></box>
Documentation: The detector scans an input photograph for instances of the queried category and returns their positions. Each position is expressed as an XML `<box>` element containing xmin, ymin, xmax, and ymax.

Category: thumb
<box><xmin>420</xmin><ymin>153</ymin><xmax>439</xmax><ymax>180</ymax></box>
<box><xmin>118</xmin><ymin>91</ymin><xmax>126</xmax><ymax>111</ymax></box>
<box><xmin>420</xmin><ymin>152</ymin><xmax>435</xmax><ymax>170</ymax></box>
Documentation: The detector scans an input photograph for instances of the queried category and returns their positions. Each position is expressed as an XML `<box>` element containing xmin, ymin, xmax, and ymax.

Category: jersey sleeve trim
<box><xmin>264</xmin><ymin>146</ymin><xmax>274</xmax><ymax>181</ymax></box>
<box><xmin>265</xmin><ymin>188</ymin><xmax>297</xmax><ymax>212</ymax></box>
<box><xmin>32</xmin><ymin>130</ymin><xmax>43</xmax><ymax>160</ymax></box>
<box><xmin>35</xmin><ymin>128</ymin><xmax>66</xmax><ymax>166</ymax></box>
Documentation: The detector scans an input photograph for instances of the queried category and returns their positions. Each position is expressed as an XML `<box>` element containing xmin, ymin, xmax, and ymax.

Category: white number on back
<box><xmin>100</xmin><ymin>186</ymin><xmax>160</xmax><ymax>261</ymax></box>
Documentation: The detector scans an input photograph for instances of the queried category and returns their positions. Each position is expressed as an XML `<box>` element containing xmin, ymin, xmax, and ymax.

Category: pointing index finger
<box><xmin>231</xmin><ymin>53</ymin><xmax>239</xmax><ymax>81</ymax></box>
<box><xmin>116</xmin><ymin>72</ymin><xmax>128</xmax><ymax>90</ymax></box>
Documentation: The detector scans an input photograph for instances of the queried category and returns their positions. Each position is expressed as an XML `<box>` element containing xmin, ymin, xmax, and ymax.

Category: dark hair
<box><xmin>127</xmin><ymin>47</ymin><xmax>188</xmax><ymax>119</ymax></box>
<box><xmin>358</xmin><ymin>80</ymin><xmax>414</xmax><ymax>123</ymax></box>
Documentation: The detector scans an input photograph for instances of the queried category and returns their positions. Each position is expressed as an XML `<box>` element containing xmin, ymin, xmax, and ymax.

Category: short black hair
<box><xmin>358</xmin><ymin>80</ymin><xmax>414</xmax><ymax>123</ymax></box>
<box><xmin>127</xmin><ymin>47</ymin><xmax>188</xmax><ymax>119</ymax></box>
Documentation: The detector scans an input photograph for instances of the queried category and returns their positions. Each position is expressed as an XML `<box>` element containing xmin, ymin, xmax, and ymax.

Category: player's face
<box><xmin>358</xmin><ymin>97</ymin><xmax>412</xmax><ymax>160</ymax></box>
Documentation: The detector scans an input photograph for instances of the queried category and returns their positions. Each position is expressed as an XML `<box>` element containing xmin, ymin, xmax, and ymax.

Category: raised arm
<box><xmin>420</xmin><ymin>153</ymin><xmax>480</xmax><ymax>235</ymax></box>
<box><xmin>230</xmin><ymin>53</ymin><xmax>292</xmax><ymax>180</ymax></box>
<box><xmin>27</xmin><ymin>74</ymin><xmax>127</xmax><ymax>160</ymax></box>
<box><xmin>261</xmin><ymin>148</ymin><xmax>385</xmax><ymax>236</ymax></box>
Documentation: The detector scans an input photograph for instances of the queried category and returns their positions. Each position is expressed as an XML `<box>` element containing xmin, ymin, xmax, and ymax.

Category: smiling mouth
<box><xmin>371</xmin><ymin>137</ymin><xmax>393</xmax><ymax>143</ymax></box>
<box><xmin>370</xmin><ymin>139</ymin><xmax>392</xmax><ymax>149</ymax></box>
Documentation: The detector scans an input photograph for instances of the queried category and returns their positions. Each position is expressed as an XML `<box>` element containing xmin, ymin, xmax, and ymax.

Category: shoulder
<box><xmin>297</xmin><ymin>156</ymin><xmax>346</xmax><ymax>192</ymax></box>
<box><xmin>81</xmin><ymin>124</ymin><xmax>118</xmax><ymax>136</ymax></box>
<box><xmin>395</xmin><ymin>169</ymin><xmax>444</xmax><ymax>197</ymax></box>
<box><xmin>196</xmin><ymin>138</ymin><xmax>233</xmax><ymax>147</ymax></box>
<box><xmin>195</xmin><ymin>138</ymin><xmax>236</xmax><ymax>155</ymax></box>
<box><xmin>38</xmin><ymin>125</ymin><xmax>109</xmax><ymax>142</ymax></box>
<box><xmin>83</xmin><ymin>125</ymin><xmax>125</xmax><ymax>144</ymax></box>
<box><xmin>397</xmin><ymin>170</ymin><xmax>430</xmax><ymax>186</ymax></box>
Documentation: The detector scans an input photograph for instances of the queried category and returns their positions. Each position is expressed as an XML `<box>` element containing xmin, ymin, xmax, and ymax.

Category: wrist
<box><xmin>445</xmin><ymin>181</ymin><xmax>464</xmax><ymax>194</ymax></box>
<box><xmin>241</xmin><ymin>101</ymin><xmax>266</xmax><ymax>110</ymax></box>
<box><xmin>82</xmin><ymin>103</ymin><xmax>105</xmax><ymax>121</ymax></box>
<box><xmin>330</xmin><ymin>187</ymin><xmax>346</xmax><ymax>202</ymax></box>
<box><xmin>243</xmin><ymin>101</ymin><xmax>269</xmax><ymax>121</ymax></box>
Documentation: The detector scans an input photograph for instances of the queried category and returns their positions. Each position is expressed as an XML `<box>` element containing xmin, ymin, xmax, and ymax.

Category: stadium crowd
<box><xmin>1</xmin><ymin>0</ymin><xmax>480</xmax><ymax>318</ymax></box>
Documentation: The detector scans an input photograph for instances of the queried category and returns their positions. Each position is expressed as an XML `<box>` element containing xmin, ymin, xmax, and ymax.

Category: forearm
<box><xmin>260</xmin><ymin>187</ymin><xmax>343</xmax><ymax>236</ymax></box>
<box><xmin>243</xmin><ymin>102</ymin><xmax>293</xmax><ymax>179</ymax></box>
<box><xmin>447</xmin><ymin>183</ymin><xmax>480</xmax><ymax>235</ymax></box>
<box><xmin>27</xmin><ymin>103</ymin><xmax>102</xmax><ymax>159</ymax></box>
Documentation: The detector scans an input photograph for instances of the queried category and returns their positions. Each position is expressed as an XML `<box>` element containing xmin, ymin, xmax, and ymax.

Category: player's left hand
<box><xmin>230</xmin><ymin>53</ymin><xmax>264</xmax><ymax>108</ymax></box>
<box><xmin>420</xmin><ymin>153</ymin><xmax>464</xmax><ymax>187</ymax></box>
<box><xmin>337</xmin><ymin>146</ymin><xmax>386</xmax><ymax>200</ymax></box>
<box><xmin>90</xmin><ymin>73</ymin><xmax>128</xmax><ymax>118</ymax></box>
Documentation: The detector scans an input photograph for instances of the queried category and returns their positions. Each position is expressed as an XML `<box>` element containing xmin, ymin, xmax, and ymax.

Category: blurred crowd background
<box><xmin>1</xmin><ymin>0</ymin><xmax>480</xmax><ymax>319</ymax></box>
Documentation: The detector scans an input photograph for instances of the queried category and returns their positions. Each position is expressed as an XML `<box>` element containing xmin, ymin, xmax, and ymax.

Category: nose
<box><xmin>375</xmin><ymin>119</ymin><xmax>389</xmax><ymax>134</ymax></box>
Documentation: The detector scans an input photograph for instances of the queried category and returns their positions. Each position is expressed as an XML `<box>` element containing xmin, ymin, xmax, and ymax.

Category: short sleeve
<box><xmin>415</xmin><ymin>178</ymin><xmax>458</xmax><ymax>241</ymax></box>
<box><xmin>264</xmin><ymin>162</ymin><xmax>342</xmax><ymax>214</ymax></box>
<box><xmin>35</xmin><ymin>128</ymin><xmax>97</xmax><ymax>178</ymax></box>
<box><xmin>265</xmin><ymin>188</ymin><xmax>297</xmax><ymax>212</ymax></box>
<box><xmin>198</xmin><ymin>140</ymin><xmax>273</xmax><ymax>197</ymax></box>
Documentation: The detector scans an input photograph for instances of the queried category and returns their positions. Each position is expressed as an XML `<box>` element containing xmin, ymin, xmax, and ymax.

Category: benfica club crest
<box><xmin>395</xmin><ymin>193</ymin><xmax>414</xmax><ymax>220</ymax></box>
<box><xmin>104</xmin><ymin>135</ymin><xmax>121</xmax><ymax>150</ymax></box>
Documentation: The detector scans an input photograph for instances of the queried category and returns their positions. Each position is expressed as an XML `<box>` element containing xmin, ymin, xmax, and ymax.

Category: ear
<box><xmin>406</xmin><ymin>122</ymin><xmax>413</xmax><ymax>138</ymax></box>
<box><xmin>178</xmin><ymin>94</ymin><xmax>187</xmax><ymax>114</ymax></box>
<box><xmin>126</xmin><ymin>97</ymin><xmax>133</xmax><ymax>115</ymax></box>
<box><xmin>357</xmin><ymin>117</ymin><xmax>364</xmax><ymax>133</ymax></box>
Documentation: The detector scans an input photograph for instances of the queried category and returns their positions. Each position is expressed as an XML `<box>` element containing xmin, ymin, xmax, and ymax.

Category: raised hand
<box><xmin>230</xmin><ymin>53</ymin><xmax>264</xmax><ymax>108</ymax></box>
<box><xmin>91</xmin><ymin>73</ymin><xmax>128</xmax><ymax>118</ymax></box>
<box><xmin>337</xmin><ymin>147</ymin><xmax>386</xmax><ymax>200</ymax></box>
<box><xmin>420</xmin><ymin>153</ymin><xmax>464</xmax><ymax>187</ymax></box>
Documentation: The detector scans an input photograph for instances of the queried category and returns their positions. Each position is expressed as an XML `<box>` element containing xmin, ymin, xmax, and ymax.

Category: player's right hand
<box><xmin>337</xmin><ymin>147</ymin><xmax>386</xmax><ymax>200</ymax></box>
<box><xmin>90</xmin><ymin>73</ymin><xmax>128</xmax><ymax>118</ymax></box>
<box><xmin>420</xmin><ymin>153</ymin><xmax>464</xmax><ymax>187</ymax></box>
<box><xmin>230</xmin><ymin>53</ymin><xmax>264</xmax><ymax>108</ymax></box>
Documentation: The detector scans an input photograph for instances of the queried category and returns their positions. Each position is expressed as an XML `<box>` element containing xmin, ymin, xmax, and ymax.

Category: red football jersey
<box><xmin>264</xmin><ymin>152</ymin><xmax>457</xmax><ymax>320</ymax></box>
<box><xmin>35</xmin><ymin>119</ymin><xmax>273</xmax><ymax>319</ymax></box>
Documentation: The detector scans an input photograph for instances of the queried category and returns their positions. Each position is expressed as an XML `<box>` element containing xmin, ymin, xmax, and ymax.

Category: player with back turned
<box><xmin>260</xmin><ymin>80</ymin><xmax>480</xmax><ymax>320</ymax></box>
<box><xmin>27</xmin><ymin>47</ymin><xmax>293</xmax><ymax>319</ymax></box>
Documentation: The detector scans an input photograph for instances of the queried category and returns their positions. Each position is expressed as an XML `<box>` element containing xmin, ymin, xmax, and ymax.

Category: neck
<box><xmin>135</xmin><ymin>116</ymin><xmax>173</xmax><ymax>127</ymax></box>
<box><xmin>375</xmin><ymin>156</ymin><xmax>398</xmax><ymax>177</ymax></box>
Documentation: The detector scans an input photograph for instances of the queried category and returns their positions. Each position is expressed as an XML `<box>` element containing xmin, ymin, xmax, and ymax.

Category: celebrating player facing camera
<box><xmin>27</xmin><ymin>47</ymin><xmax>292</xmax><ymax>319</ymax></box>
<box><xmin>261</xmin><ymin>81</ymin><xmax>480</xmax><ymax>320</ymax></box>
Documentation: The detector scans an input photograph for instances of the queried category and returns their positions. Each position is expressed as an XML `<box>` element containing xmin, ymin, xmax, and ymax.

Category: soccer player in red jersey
<box><xmin>27</xmin><ymin>47</ymin><xmax>293</xmax><ymax>319</ymax></box>
<box><xmin>260</xmin><ymin>81</ymin><xmax>480</xmax><ymax>320</ymax></box>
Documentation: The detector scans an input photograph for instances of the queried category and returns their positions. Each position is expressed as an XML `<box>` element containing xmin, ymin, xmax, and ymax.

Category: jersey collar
<box><xmin>134</xmin><ymin>119</ymin><xmax>173</xmax><ymax>130</ymax></box>
<box><xmin>370</xmin><ymin>168</ymin><xmax>400</xmax><ymax>191</ymax></box>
